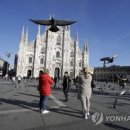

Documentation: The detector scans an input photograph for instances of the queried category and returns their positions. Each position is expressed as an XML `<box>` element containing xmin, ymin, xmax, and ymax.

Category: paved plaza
<box><xmin>0</xmin><ymin>78</ymin><xmax>130</xmax><ymax>130</ymax></box>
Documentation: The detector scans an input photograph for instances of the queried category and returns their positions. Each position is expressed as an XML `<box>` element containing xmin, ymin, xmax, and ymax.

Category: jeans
<box><xmin>39</xmin><ymin>95</ymin><xmax>48</xmax><ymax>111</ymax></box>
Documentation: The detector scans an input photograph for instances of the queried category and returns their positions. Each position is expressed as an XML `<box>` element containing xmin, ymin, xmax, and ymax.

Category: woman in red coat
<box><xmin>38</xmin><ymin>69</ymin><xmax>53</xmax><ymax>114</ymax></box>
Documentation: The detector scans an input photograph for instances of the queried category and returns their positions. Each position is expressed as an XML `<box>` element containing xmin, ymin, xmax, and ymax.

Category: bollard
<box><xmin>113</xmin><ymin>90</ymin><xmax>126</xmax><ymax>108</ymax></box>
<box><xmin>113</xmin><ymin>93</ymin><xmax>118</xmax><ymax>108</ymax></box>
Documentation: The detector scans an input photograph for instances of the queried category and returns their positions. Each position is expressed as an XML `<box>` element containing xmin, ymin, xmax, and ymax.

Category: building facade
<box><xmin>93</xmin><ymin>66</ymin><xmax>130</xmax><ymax>82</ymax></box>
<box><xmin>16</xmin><ymin>25</ymin><xmax>90</xmax><ymax>78</ymax></box>
<box><xmin>0</xmin><ymin>58</ymin><xmax>9</xmax><ymax>77</ymax></box>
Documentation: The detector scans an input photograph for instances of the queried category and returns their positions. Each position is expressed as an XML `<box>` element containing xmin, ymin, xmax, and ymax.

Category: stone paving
<box><xmin>0</xmin><ymin>78</ymin><xmax>130</xmax><ymax>130</ymax></box>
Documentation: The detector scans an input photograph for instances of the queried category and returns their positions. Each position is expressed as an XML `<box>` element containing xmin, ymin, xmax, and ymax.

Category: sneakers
<box><xmin>84</xmin><ymin>113</ymin><xmax>88</xmax><ymax>119</ymax></box>
<box><xmin>84</xmin><ymin>112</ymin><xmax>90</xmax><ymax>119</ymax></box>
<box><xmin>87</xmin><ymin>112</ymin><xmax>90</xmax><ymax>116</ymax></box>
<box><xmin>41</xmin><ymin>110</ymin><xmax>50</xmax><ymax>114</ymax></box>
<box><xmin>65</xmin><ymin>97</ymin><xmax>68</xmax><ymax>102</ymax></box>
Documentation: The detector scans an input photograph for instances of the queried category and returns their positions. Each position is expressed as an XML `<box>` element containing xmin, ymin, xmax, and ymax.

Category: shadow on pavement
<box><xmin>17</xmin><ymin>92</ymin><xmax>39</xmax><ymax>98</ymax></box>
<box><xmin>0</xmin><ymin>98</ymin><xmax>38</xmax><ymax>111</ymax></box>
<box><xmin>49</xmin><ymin>107</ymin><xmax>82</xmax><ymax>118</ymax></box>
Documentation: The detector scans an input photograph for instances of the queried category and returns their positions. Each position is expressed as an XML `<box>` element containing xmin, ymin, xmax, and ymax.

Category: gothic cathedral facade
<box><xmin>16</xmin><ymin>25</ymin><xmax>89</xmax><ymax>78</ymax></box>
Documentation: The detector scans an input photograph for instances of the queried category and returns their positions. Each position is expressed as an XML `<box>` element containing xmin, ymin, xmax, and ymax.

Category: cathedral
<box><xmin>16</xmin><ymin>25</ymin><xmax>89</xmax><ymax>78</ymax></box>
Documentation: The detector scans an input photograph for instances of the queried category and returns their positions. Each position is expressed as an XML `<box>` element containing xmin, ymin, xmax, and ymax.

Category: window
<box><xmin>79</xmin><ymin>62</ymin><xmax>82</xmax><ymax>67</ymax></box>
<box><xmin>70</xmin><ymin>61</ymin><xmax>73</xmax><ymax>66</ymax></box>
<box><xmin>40</xmin><ymin>58</ymin><xmax>44</xmax><ymax>64</ymax></box>
<box><xmin>29</xmin><ymin>57</ymin><xmax>32</xmax><ymax>64</ymax></box>
<box><xmin>56</xmin><ymin>51</ymin><xmax>60</xmax><ymax>58</ymax></box>
<box><xmin>70</xmin><ymin>51</ymin><xmax>74</xmax><ymax>57</ymax></box>
<box><xmin>57</xmin><ymin>35</ymin><xmax>61</xmax><ymax>45</ymax></box>
<box><xmin>41</xmin><ymin>47</ymin><xmax>45</xmax><ymax>54</ymax></box>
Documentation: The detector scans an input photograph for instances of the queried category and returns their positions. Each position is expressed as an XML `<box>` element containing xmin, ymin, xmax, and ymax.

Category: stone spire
<box><xmin>82</xmin><ymin>41</ymin><xmax>89</xmax><ymax>68</ymax></box>
<box><xmin>86</xmin><ymin>41</ymin><xmax>89</xmax><ymax>65</ymax></box>
<box><xmin>84</xmin><ymin>42</ymin><xmax>87</xmax><ymax>52</ymax></box>
<box><xmin>68</xmin><ymin>25</ymin><xmax>70</xmax><ymax>31</ymax></box>
<box><xmin>37</xmin><ymin>25</ymin><xmax>41</xmax><ymax>37</ymax></box>
<box><xmin>19</xmin><ymin>26</ymin><xmax>26</xmax><ymax>50</ymax></box>
<box><xmin>74</xmin><ymin>32</ymin><xmax>79</xmax><ymax>50</ymax></box>
<box><xmin>76</xmin><ymin>32</ymin><xmax>79</xmax><ymax>44</ymax></box>
<box><xmin>20</xmin><ymin>26</ymin><xmax>25</xmax><ymax>42</ymax></box>
<box><xmin>74</xmin><ymin>32</ymin><xmax>79</xmax><ymax>78</ymax></box>
<box><xmin>86</xmin><ymin>40</ymin><xmax>89</xmax><ymax>52</ymax></box>
<box><xmin>25</xmin><ymin>27</ymin><xmax>28</xmax><ymax>44</ymax></box>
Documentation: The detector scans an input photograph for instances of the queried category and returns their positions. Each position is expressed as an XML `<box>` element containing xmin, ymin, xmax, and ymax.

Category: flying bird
<box><xmin>5</xmin><ymin>52</ymin><xmax>13</xmax><ymax>58</ymax></box>
<box><xmin>30</xmin><ymin>17</ymin><xmax>76</xmax><ymax>32</ymax></box>
<box><xmin>100</xmin><ymin>54</ymin><xmax>117</xmax><ymax>67</ymax></box>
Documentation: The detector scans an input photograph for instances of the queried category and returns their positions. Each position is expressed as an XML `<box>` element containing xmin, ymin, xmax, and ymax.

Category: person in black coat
<box><xmin>119</xmin><ymin>74</ymin><xmax>128</xmax><ymax>89</ymax></box>
<box><xmin>62</xmin><ymin>72</ymin><xmax>71</xmax><ymax>101</ymax></box>
<box><xmin>54</xmin><ymin>76</ymin><xmax>58</xmax><ymax>88</ymax></box>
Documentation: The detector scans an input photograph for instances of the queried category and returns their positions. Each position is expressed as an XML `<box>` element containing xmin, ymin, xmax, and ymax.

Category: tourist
<box><xmin>62</xmin><ymin>72</ymin><xmax>71</xmax><ymax>101</ymax></box>
<box><xmin>73</xmin><ymin>75</ymin><xmax>79</xmax><ymax>91</ymax></box>
<box><xmin>91</xmin><ymin>78</ymin><xmax>96</xmax><ymax>93</ymax></box>
<box><xmin>77</xmin><ymin>67</ymin><xmax>92</xmax><ymax>119</ymax></box>
<box><xmin>119</xmin><ymin>73</ymin><xmax>128</xmax><ymax>89</ymax></box>
<box><xmin>17</xmin><ymin>75</ymin><xmax>21</xmax><ymax>84</ymax></box>
<box><xmin>37</xmin><ymin>69</ymin><xmax>54</xmax><ymax>114</ymax></box>
<box><xmin>54</xmin><ymin>76</ymin><xmax>58</xmax><ymax>88</ymax></box>
<box><xmin>12</xmin><ymin>76</ymin><xmax>15</xmax><ymax>82</ymax></box>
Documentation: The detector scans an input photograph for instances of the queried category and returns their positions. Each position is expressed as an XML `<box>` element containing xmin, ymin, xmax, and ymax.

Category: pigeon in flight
<box><xmin>30</xmin><ymin>17</ymin><xmax>76</xmax><ymax>32</ymax></box>
<box><xmin>100</xmin><ymin>54</ymin><xmax>117</xmax><ymax>67</ymax></box>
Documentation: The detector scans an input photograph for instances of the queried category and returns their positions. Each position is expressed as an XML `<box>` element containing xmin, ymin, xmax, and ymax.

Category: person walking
<box><xmin>91</xmin><ymin>78</ymin><xmax>96</xmax><ymax>93</ymax></box>
<box><xmin>73</xmin><ymin>76</ymin><xmax>79</xmax><ymax>91</ymax></box>
<box><xmin>37</xmin><ymin>69</ymin><xmax>54</xmax><ymax>114</ymax></box>
<box><xmin>119</xmin><ymin>73</ymin><xmax>128</xmax><ymax>89</ymax></box>
<box><xmin>54</xmin><ymin>76</ymin><xmax>58</xmax><ymax>88</ymax></box>
<box><xmin>62</xmin><ymin>72</ymin><xmax>71</xmax><ymax>101</ymax></box>
<box><xmin>12</xmin><ymin>76</ymin><xmax>15</xmax><ymax>83</ymax></box>
<box><xmin>17</xmin><ymin>75</ymin><xmax>21</xmax><ymax>84</ymax></box>
<box><xmin>77</xmin><ymin>67</ymin><xmax>92</xmax><ymax>119</ymax></box>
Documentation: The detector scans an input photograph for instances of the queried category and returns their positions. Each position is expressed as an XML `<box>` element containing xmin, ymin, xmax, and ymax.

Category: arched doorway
<box><xmin>54</xmin><ymin>68</ymin><xmax>60</xmax><ymax>78</ymax></box>
<box><xmin>27</xmin><ymin>70</ymin><xmax>32</xmax><ymax>77</ymax></box>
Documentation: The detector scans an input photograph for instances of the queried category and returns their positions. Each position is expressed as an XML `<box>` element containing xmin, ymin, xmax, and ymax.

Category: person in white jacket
<box><xmin>78</xmin><ymin>67</ymin><xmax>92</xmax><ymax>119</ymax></box>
